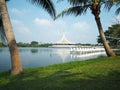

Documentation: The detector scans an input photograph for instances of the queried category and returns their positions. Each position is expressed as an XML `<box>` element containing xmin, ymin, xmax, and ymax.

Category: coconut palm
<box><xmin>0</xmin><ymin>0</ymin><xmax>23</xmax><ymax>75</ymax></box>
<box><xmin>115</xmin><ymin>0</ymin><xmax>120</xmax><ymax>15</ymax></box>
<box><xmin>56</xmin><ymin>0</ymin><xmax>116</xmax><ymax>57</ymax></box>
<box><xmin>0</xmin><ymin>0</ymin><xmax>55</xmax><ymax>75</ymax></box>
<box><xmin>28</xmin><ymin>0</ymin><xmax>56</xmax><ymax>19</ymax></box>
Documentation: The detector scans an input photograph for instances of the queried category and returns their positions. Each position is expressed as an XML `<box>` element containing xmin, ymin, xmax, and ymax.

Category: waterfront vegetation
<box><xmin>0</xmin><ymin>42</ymin><xmax>53</xmax><ymax>47</ymax></box>
<box><xmin>0</xmin><ymin>43</ymin><xmax>6</xmax><ymax>47</ymax></box>
<box><xmin>97</xmin><ymin>24</ymin><xmax>120</xmax><ymax>48</ymax></box>
<box><xmin>0</xmin><ymin>42</ymin><xmax>100</xmax><ymax>47</ymax></box>
<box><xmin>17</xmin><ymin>42</ymin><xmax>53</xmax><ymax>47</ymax></box>
<box><xmin>0</xmin><ymin>56</ymin><xmax>120</xmax><ymax>90</ymax></box>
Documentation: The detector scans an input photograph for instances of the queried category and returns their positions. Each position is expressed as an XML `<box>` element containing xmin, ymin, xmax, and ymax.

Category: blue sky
<box><xmin>7</xmin><ymin>0</ymin><xmax>120</xmax><ymax>44</ymax></box>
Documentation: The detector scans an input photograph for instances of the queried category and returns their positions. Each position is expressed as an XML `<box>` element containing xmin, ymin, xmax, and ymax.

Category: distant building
<box><xmin>57</xmin><ymin>34</ymin><xmax>71</xmax><ymax>44</ymax></box>
<box><xmin>52</xmin><ymin>34</ymin><xmax>76</xmax><ymax>48</ymax></box>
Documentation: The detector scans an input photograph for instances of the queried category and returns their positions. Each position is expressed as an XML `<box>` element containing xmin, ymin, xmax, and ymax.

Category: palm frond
<box><xmin>0</xmin><ymin>20</ymin><xmax>7</xmax><ymax>44</ymax></box>
<box><xmin>28</xmin><ymin>0</ymin><xmax>56</xmax><ymax>19</ymax></box>
<box><xmin>115</xmin><ymin>0</ymin><xmax>120</xmax><ymax>15</ymax></box>
<box><xmin>5</xmin><ymin>0</ymin><xmax>10</xmax><ymax>1</ymax></box>
<box><xmin>56</xmin><ymin>5</ymin><xmax>89</xmax><ymax>19</ymax></box>
<box><xmin>57</xmin><ymin>0</ymin><xmax>64</xmax><ymax>3</ymax></box>
<box><xmin>115</xmin><ymin>7</ymin><xmax>120</xmax><ymax>15</ymax></box>
<box><xmin>68</xmin><ymin>0</ymin><xmax>91</xmax><ymax>6</ymax></box>
<box><xmin>103</xmin><ymin>1</ymin><xmax>114</xmax><ymax>11</ymax></box>
<box><xmin>116</xmin><ymin>2</ymin><xmax>120</xmax><ymax>6</ymax></box>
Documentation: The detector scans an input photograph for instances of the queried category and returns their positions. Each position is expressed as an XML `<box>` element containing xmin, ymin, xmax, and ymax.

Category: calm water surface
<box><xmin>0</xmin><ymin>47</ymin><xmax>107</xmax><ymax>71</ymax></box>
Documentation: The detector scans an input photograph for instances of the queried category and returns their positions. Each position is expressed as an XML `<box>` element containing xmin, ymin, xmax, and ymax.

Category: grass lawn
<box><xmin>0</xmin><ymin>56</ymin><xmax>120</xmax><ymax>90</ymax></box>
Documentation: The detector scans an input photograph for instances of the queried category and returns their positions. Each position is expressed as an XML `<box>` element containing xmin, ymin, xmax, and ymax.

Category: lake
<box><xmin>0</xmin><ymin>47</ymin><xmax>107</xmax><ymax>72</ymax></box>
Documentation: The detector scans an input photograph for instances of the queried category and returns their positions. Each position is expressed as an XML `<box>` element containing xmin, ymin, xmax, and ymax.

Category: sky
<box><xmin>6</xmin><ymin>0</ymin><xmax>120</xmax><ymax>44</ymax></box>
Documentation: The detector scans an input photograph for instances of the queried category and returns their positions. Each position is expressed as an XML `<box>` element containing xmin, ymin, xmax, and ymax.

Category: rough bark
<box><xmin>90</xmin><ymin>2</ymin><xmax>115</xmax><ymax>57</ymax></box>
<box><xmin>94</xmin><ymin>14</ymin><xmax>115</xmax><ymax>57</ymax></box>
<box><xmin>0</xmin><ymin>0</ymin><xmax>23</xmax><ymax>74</ymax></box>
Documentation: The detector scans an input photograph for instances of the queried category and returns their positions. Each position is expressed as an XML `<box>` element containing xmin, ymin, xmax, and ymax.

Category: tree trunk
<box><xmin>0</xmin><ymin>0</ymin><xmax>23</xmax><ymax>74</ymax></box>
<box><xmin>94</xmin><ymin>15</ymin><xmax>116</xmax><ymax>57</ymax></box>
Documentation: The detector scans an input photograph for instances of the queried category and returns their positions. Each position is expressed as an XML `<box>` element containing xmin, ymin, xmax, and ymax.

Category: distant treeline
<box><xmin>0</xmin><ymin>42</ymin><xmax>6</xmax><ymax>47</ymax></box>
<box><xmin>0</xmin><ymin>41</ymin><xmax>53</xmax><ymax>47</ymax></box>
<box><xmin>17</xmin><ymin>41</ymin><xmax>99</xmax><ymax>47</ymax></box>
<box><xmin>0</xmin><ymin>41</ymin><xmax>99</xmax><ymax>48</ymax></box>
<box><xmin>17</xmin><ymin>41</ymin><xmax>53</xmax><ymax>47</ymax></box>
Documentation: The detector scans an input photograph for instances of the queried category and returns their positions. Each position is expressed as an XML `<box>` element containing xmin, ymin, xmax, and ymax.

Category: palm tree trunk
<box><xmin>94</xmin><ymin>15</ymin><xmax>116</xmax><ymax>57</ymax></box>
<box><xmin>0</xmin><ymin>0</ymin><xmax>23</xmax><ymax>74</ymax></box>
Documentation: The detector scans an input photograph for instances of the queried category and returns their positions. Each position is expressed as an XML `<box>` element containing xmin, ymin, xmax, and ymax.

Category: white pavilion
<box><xmin>57</xmin><ymin>34</ymin><xmax>71</xmax><ymax>44</ymax></box>
<box><xmin>52</xmin><ymin>34</ymin><xmax>76</xmax><ymax>48</ymax></box>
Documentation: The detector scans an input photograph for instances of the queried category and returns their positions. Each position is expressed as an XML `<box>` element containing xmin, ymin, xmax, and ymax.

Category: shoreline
<box><xmin>0</xmin><ymin>56</ymin><xmax>120</xmax><ymax>90</ymax></box>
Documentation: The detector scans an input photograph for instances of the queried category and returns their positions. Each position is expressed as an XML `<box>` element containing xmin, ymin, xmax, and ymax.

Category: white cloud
<box><xmin>10</xmin><ymin>8</ymin><xmax>30</xmax><ymax>15</ymax></box>
<box><xmin>11</xmin><ymin>19</ymin><xmax>32</xmax><ymax>34</ymax></box>
<box><xmin>34</xmin><ymin>18</ymin><xmax>66</xmax><ymax>27</ymax></box>
<box><xmin>72</xmin><ymin>22</ymin><xmax>91</xmax><ymax>30</ymax></box>
<box><xmin>10</xmin><ymin>8</ymin><xmax>21</xmax><ymax>14</ymax></box>
<box><xmin>115</xmin><ymin>15</ymin><xmax>120</xmax><ymax>23</ymax></box>
<box><xmin>11</xmin><ymin>19</ymin><xmax>36</xmax><ymax>42</ymax></box>
<box><xmin>116</xmin><ymin>15</ymin><xmax>120</xmax><ymax>20</ymax></box>
<box><xmin>33</xmin><ymin>18</ymin><xmax>97</xmax><ymax>43</ymax></box>
<box><xmin>34</xmin><ymin>18</ymin><xmax>52</xmax><ymax>26</ymax></box>
<box><xmin>11</xmin><ymin>17</ymin><xmax>97</xmax><ymax>43</ymax></box>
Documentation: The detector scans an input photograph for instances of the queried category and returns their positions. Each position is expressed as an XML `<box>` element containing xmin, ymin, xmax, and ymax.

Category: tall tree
<box><xmin>115</xmin><ymin>0</ymin><xmax>120</xmax><ymax>15</ymax></box>
<box><xmin>97</xmin><ymin>24</ymin><xmax>120</xmax><ymax>47</ymax></box>
<box><xmin>0</xmin><ymin>0</ymin><xmax>22</xmax><ymax>75</ymax></box>
<box><xmin>0</xmin><ymin>0</ymin><xmax>55</xmax><ymax>75</ymax></box>
<box><xmin>56</xmin><ymin>0</ymin><xmax>116</xmax><ymax>57</ymax></box>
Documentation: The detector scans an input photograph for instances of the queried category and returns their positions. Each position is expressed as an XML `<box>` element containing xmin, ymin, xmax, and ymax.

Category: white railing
<box><xmin>70</xmin><ymin>52</ymin><xmax>106</xmax><ymax>59</ymax></box>
<box><xmin>70</xmin><ymin>46</ymin><xmax>105</xmax><ymax>53</ymax></box>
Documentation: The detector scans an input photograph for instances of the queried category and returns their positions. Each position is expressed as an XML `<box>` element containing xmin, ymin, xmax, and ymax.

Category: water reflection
<box><xmin>19</xmin><ymin>48</ymin><xmax>30</xmax><ymax>53</ymax></box>
<box><xmin>0</xmin><ymin>48</ymin><xmax>3</xmax><ymax>52</ymax></box>
<box><xmin>71</xmin><ymin>52</ymin><xmax>106</xmax><ymax>61</ymax></box>
<box><xmin>56</xmin><ymin>48</ymin><xmax>70</xmax><ymax>63</ymax></box>
<box><xmin>0</xmin><ymin>47</ymin><xmax>109</xmax><ymax>71</ymax></box>
<box><xmin>30</xmin><ymin>49</ymin><xmax>38</xmax><ymax>54</ymax></box>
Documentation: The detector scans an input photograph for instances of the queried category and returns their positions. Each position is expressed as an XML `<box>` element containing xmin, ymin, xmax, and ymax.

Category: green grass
<box><xmin>0</xmin><ymin>56</ymin><xmax>120</xmax><ymax>90</ymax></box>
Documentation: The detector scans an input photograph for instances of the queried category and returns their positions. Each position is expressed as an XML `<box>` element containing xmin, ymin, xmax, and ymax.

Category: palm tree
<box><xmin>0</xmin><ymin>0</ymin><xmax>55</xmax><ymax>75</ymax></box>
<box><xmin>115</xmin><ymin>0</ymin><xmax>120</xmax><ymax>15</ymax></box>
<box><xmin>28</xmin><ymin>0</ymin><xmax>56</xmax><ymax>19</ymax></box>
<box><xmin>56</xmin><ymin>0</ymin><xmax>116</xmax><ymax>57</ymax></box>
<box><xmin>0</xmin><ymin>0</ymin><xmax>23</xmax><ymax>75</ymax></box>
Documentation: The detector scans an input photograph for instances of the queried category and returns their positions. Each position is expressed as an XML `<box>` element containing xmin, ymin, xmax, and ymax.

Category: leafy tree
<box><xmin>115</xmin><ymin>0</ymin><xmax>120</xmax><ymax>15</ymax></box>
<box><xmin>56</xmin><ymin>0</ymin><xmax>116</xmax><ymax>57</ymax></box>
<box><xmin>31</xmin><ymin>41</ymin><xmax>38</xmax><ymax>45</ymax></box>
<box><xmin>0</xmin><ymin>0</ymin><xmax>55</xmax><ymax>75</ymax></box>
<box><xmin>0</xmin><ymin>0</ymin><xmax>22</xmax><ymax>75</ymax></box>
<box><xmin>0</xmin><ymin>42</ymin><xmax>2</xmax><ymax>47</ymax></box>
<box><xmin>39</xmin><ymin>43</ymin><xmax>53</xmax><ymax>47</ymax></box>
<box><xmin>97</xmin><ymin>24</ymin><xmax>120</xmax><ymax>47</ymax></box>
<box><xmin>17</xmin><ymin>42</ymin><xmax>30</xmax><ymax>47</ymax></box>
<box><xmin>31</xmin><ymin>41</ymin><xmax>39</xmax><ymax>47</ymax></box>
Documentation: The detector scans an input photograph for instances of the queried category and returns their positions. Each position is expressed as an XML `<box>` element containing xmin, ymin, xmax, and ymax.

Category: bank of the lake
<box><xmin>0</xmin><ymin>56</ymin><xmax>120</xmax><ymax>90</ymax></box>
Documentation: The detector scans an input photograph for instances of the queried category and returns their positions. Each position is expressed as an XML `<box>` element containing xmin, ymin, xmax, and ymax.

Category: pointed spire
<box><xmin>58</xmin><ymin>33</ymin><xmax>71</xmax><ymax>44</ymax></box>
<box><xmin>61</xmin><ymin>33</ymin><xmax>66</xmax><ymax>40</ymax></box>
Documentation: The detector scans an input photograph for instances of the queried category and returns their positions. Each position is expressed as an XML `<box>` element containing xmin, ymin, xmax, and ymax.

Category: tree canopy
<box><xmin>97</xmin><ymin>24</ymin><xmax>120</xmax><ymax>48</ymax></box>
<box><xmin>56</xmin><ymin>0</ymin><xmax>116</xmax><ymax>18</ymax></box>
<box><xmin>115</xmin><ymin>0</ymin><xmax>120</xmax><ymax>15</ymax></box>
